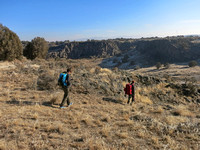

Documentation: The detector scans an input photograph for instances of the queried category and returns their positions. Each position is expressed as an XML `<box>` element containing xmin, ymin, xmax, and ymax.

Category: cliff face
<box><xmin>48</xmin><ymin>41</ymin><xmax>124</xmax><ymax>59</ymax></box>
<box><xmin>47</xmin><ymin>37</ymin><xmax>200</xmax><ymax>65</ymax></box>
<box><xmin>136</xmin><ymin>38</ymin><xmax>200</xmax><ymax>63</ymax></box>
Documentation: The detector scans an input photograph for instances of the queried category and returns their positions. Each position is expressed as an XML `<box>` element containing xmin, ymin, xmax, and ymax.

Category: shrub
<box><xmin>0</xmin><ymin>24</ymin><xmax>23</xmax><ymax>61</ymax></box>
<box><xmin>116</xmin><ymin>53</ymin><xmax>122</xmax><ymax>57</ymax></box>
<box><xmin>164</xmin><ymin>63</ymin><xmax>170</xmax><ymax>69</ymax></box>
<box><xmin>115</xmin><ymin>62</ymin><xmax>122</xmax><ymax>67</ymax></box>
<box><xmin>122</xmin><ymin>54</ymin><xmax>129</xmax><ymax>63</ymax></box>
<box><xmin>188</xmin><ymin>60</ymin><xmax>198</xmax><ymax>67</ymax></box>
<box><xmin>134</xmin><ymin>65</ymin><xmax>140</xmax><ymax>70</ymax></box>
<box><xmin>129</xmin><ymin>60</ymin><xmax>135</xmax><ymax>66</ymax></box>
<box><xmin>156</xmin><ymin>62</ymin><xmax>162</xmax><ymax>69</ymax></box>
<box><xmin>112</xmin><ymin>67</ymin><xmax>119</xmax><ymax>72</ymax></box>
<box><xmin>24</xmin><ymin>37</ymin><xmax>49</xmax><ymax>60</ymax></box>
<box><xmin>112</xmin><ymin>58</ymin><xmax>118</xmax><ymax>63</ymax></box>
<box><xmin>95</xmin><ymin>66</ymin><xmax>101</xmax><ymax>74</ymax></box>
<box><xmin>37</xmin><ymin>68</ymin><xmax>56</xmax><ymax>91</ymax></box>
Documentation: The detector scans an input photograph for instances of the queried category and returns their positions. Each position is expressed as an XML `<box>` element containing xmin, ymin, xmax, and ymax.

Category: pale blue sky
<box><xmin>1</xmin><ymin>0</ymin><xmax>200</xmax><ymax>41</ymax></box>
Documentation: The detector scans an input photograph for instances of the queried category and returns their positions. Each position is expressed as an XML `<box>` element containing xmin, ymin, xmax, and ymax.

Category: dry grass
<box><xmin>136</xmin><ymin>130</ymin><xmax>146</xmax><ymax>138</ymax></box>
<box><xmin>172</xmin><ymin>105</ymin><xmax>195</xmax><ymax>117</ymax></box>
<box><xmin>116</xmin><ymin>132</ymin><xmax>129</xmax><ymax>139</ymax></box>
<box><xmin>135</xmin><ymin>87</ymin><xmax>153</xmax><ymax>104</ymax></box>
<box><xmin>0</xmin><ymin>59</ymin><xmax>199</xmax><ymax>149</ymax></box>
<box><xmin>49</xmin><ymin>94</ymin><xmax>59</xmax><ymax>105</ymax></box>
<box><xmin>150</xmin><ymin>106</ymin><xmax>164</xmax><ymax>114</ymax></box>
<box><xmin>0</xmin><ymin>140</ymin><xmax>6</xmax><ymax>150</ymax></box>
<box><xmin>99</xmin><ymin>125</ymin><xmax>111</xmax><ymax>138</ymax></box>
<box><xmin>164</xmin><ymin>115</ymin><xmax>189</xmax><ymax>125</ymax></box>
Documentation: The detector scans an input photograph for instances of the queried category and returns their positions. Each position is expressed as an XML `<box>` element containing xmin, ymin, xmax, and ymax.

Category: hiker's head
<box><xmin>132</xmin><ymin>80</ymin><xmax>135</xmax><ymax>83</ymax></box>
<box><xmin>67</xmin><ymin>68</ymin><xmax>72</xmax><ymax>74</ymax></box>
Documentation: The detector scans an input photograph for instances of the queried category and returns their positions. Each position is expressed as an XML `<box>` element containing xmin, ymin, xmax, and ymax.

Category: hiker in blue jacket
<box><xmin>58</xmin><ymin>68</ymin><xmax>73</xmax><ymax>108</ymax></box>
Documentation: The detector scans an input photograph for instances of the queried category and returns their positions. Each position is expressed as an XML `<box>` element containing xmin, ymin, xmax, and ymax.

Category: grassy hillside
<box><xmin>0</xmin><ymin>58</ymin><xmax>200</xmax><ymax>149</ymax></box>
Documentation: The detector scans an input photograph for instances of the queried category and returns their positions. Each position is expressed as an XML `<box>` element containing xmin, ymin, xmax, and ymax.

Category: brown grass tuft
<box><xmin>116</xmin><ymin>132</ymin><xmax>128</xmax><ymax>139</ymax></box>
<box><xmin>172</xmin><ymin>105</ymin><xmax>195</xmax><ymax>117</ymax></box>
<box><xmin>137</xmin><ymin>130</ymin><xmax>146</xmax><ymax>138</ymax></box>
<box><xmin>135</xmin><ymin>87</ymin><xmax>153</xmax><ymax>104</ymax></box>
<box><xmin>88</xmin><ymin>141</ymin><xmax>103</xmax><ymax>150</ymax></box>
<box><xmin>151</xmin><ymin>106</ymin><xmax>164</xmax><ymax>114</ymax></box>
<box><xmin>31</xmin><ymin>113</ymin><xmax>38</xmax><ymax>120</ymax></box>
<box><xmin>81</xmin><ymin>117</ymin><xmax>95</xmax><ymax>127</ymax></box>
<box><xmin>99</xmin><ymin>128</ymin><xmax>109</xmax><ymax>138</ymax></box>
<box><xmin>50</xmin><ymin>95</ymin><xmax>59</xmax><ymax>105</ymax></box>
<box><xmin>0</xmin><ymin>140</ymin><xmax>6</xmax><ymax>150</ymax></box>
<box><xmin>165</xmin><ymin>116</ymin><xmax>189</xmax><ymax>125</ymax></box>
<box><xmin>151</xmin><ymin>136</ymin><xmax>159</xmax><ymax>145</ymax></box>
<box><xmin>44</xmin><ymin>123</ymin><xmax>66</xmax><ymax>134</ymax></box>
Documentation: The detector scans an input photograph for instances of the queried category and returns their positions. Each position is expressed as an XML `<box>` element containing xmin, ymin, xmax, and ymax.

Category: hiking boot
<box><xmin>68</xmin><ymin>103</ymin><xmax>73</xmax><ymax>107</ymax></box>
<box><xmin>60</xmin><ymin>106</ymin><xmax>66</xmax><ymax>109</ymax></box>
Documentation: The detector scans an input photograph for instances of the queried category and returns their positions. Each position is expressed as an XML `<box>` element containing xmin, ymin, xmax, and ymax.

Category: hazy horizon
<box><xmin>1</xmin><ymin>0</ymin><xmax>200</xmax><ymax>41</ymax></box>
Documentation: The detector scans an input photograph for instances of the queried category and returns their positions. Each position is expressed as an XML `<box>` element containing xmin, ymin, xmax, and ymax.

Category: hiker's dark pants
<box><xmin>127</xmin><ymin>94</ymin><xmax>135</xmax><ymax>104</ymax></box>
<box><xmin>60</xmin><ymin>86</ymin><xmax>70</xmax><ymax>107</ymax></box>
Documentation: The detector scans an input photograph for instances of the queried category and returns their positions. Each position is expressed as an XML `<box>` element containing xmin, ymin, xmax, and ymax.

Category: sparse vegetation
<box><xmin>0</xmin><ymin>57</ymin><xmax>199</xmax><ymax>149</ymax></box>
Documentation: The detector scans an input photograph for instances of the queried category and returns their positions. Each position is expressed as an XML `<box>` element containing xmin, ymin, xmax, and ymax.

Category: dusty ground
<box><xmin>0</xmin><ymin>59</ymin><xmax>200</xmax><ymax>150</ymax></box>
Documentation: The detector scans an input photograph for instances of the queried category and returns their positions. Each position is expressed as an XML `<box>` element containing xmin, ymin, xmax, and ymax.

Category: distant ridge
<box><xmin>46</xmin><ymin>36</ymin><xmax>200</xmax><ymax>67</ymax></box>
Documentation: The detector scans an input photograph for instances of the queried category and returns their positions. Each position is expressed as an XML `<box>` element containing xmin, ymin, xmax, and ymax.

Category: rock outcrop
<box><xmin>47</xmin><ymin>36</ymin><xmax>200</xmax><ymax>65</ymax></box>
<box><xmin>136</xmin><ymin>38</ymin><xmax>200</xmax><ymax>63</ymax></box>
<box><xmin>48</xmin><ymin>41</ymin><xmax>127</xmax><ymax>59</ymax></box>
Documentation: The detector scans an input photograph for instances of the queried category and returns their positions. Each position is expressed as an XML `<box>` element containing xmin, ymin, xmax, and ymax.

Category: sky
<box><xmin>1</xmin><ymin>0</ymin><xmax>200</xmax><ymax>41</ymax></box>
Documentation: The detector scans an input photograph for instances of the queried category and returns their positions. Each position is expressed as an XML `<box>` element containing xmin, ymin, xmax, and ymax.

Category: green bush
<box><xmin>0</xmin><ymin>24</ymin><xmax>23</xmax><ymax>61</ymax></box>
<box><xmin>24</xmin><ymin>37</ymin><xmax>48</xmax><ymax>60</ymax></box>
<box><xmin>188</xmin><ymin>60</ymin><xmax>198</xmax><ymax>67</ymax></box>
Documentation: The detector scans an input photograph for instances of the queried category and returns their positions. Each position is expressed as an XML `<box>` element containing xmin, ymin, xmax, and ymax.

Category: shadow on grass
<box><xmin>6</xmin><ymin>99</ymin><xmax>59</xmax><ymax>109</ymax></box>
<box><xmin>102</xmin><ymin>97</ymin><xmax>124</xmax><ymax>105</ymax></box>
<box><xmin>145</xmin><ymin>68</ymin><xmax>167</xmax><ymax>73</ymax></box>
<box><xmin>181</xmin><ymin>66</ymin><xmax>189</xmax><ymax>69</ymax></box>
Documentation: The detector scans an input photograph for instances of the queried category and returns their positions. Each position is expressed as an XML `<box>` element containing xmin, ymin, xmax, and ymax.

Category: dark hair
<box><xmin>67</xmin><ymin>68</ymin><xmax>72</xmax><ymax>72</ymax></box>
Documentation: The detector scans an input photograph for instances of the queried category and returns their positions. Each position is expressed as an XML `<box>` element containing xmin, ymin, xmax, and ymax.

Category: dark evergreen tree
<box><xmin>0</xmin><ymin>24</ymin><xmax>23</xmax><ymax>61</ymax></box>
<box><xmin>188</xmin><ymin>60</ymin><xmax>198</xmax><ymax>67</ymax></box>
<box><xmin>156</xmin><ymin>62</ymin><xmax>162</xmax><ymax>69</ymax></box>
<box><xmin>24</xmin><ymin>37</ymin><xmax>48</xmax><ymax>59</ymax></box>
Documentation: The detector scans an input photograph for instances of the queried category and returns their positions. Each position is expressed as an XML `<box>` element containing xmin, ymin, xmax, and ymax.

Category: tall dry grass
<box><xmin>0</xmin><ymin>59</ymin><xmax>199</xmax><ymax>149</ymax></box>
